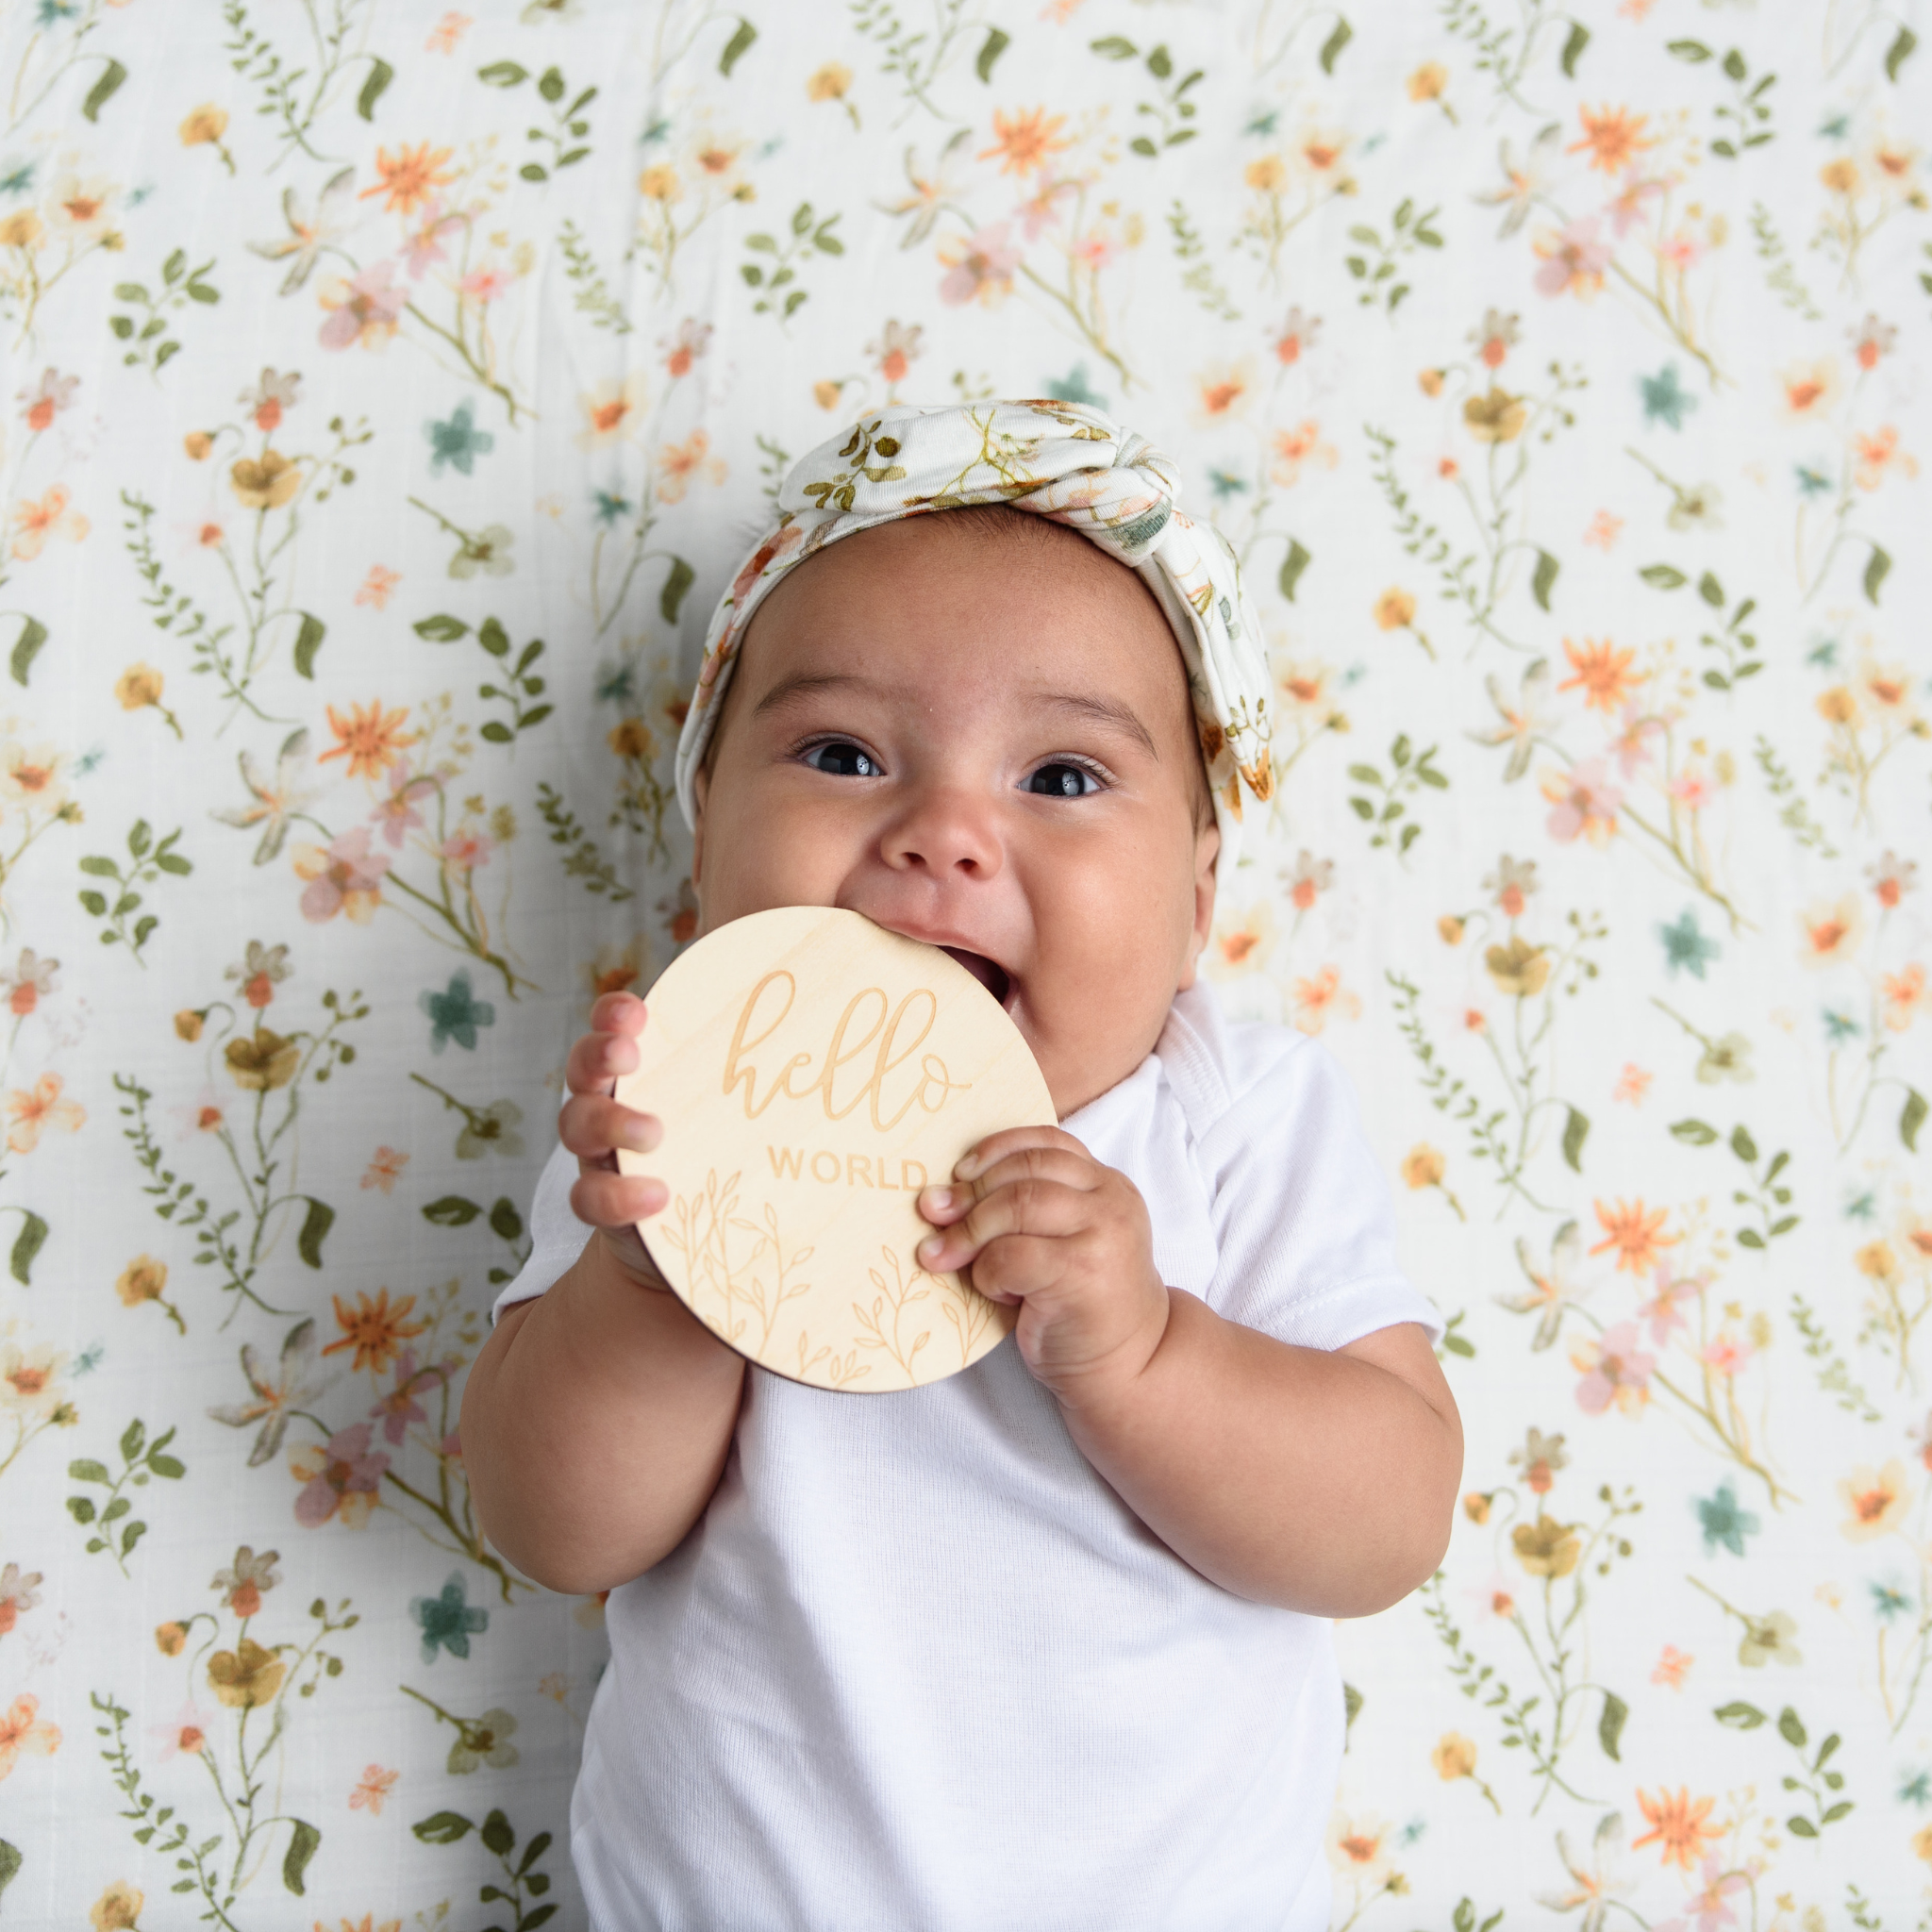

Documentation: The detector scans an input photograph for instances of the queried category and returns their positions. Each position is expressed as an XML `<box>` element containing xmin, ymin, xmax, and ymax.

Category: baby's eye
<box><xmin>1024</xmin><ymin>760</ymin><xmax>1102</xmax><ymax>798</ymax></box>
<box><xmin>803</xmin><ymin>740</ymin><xmax>880</xmax><ymax>778</ymax></box>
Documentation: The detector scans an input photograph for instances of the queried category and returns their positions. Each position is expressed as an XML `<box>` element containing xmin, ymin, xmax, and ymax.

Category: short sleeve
<box><xmin>489</xmin><ymin>1140</ymin><xmax>591</xmax><ymax>1325</ymax></box>
<box><xmin>1161</xmin><ymin>986</ymin><xmax>1444</xmax><ymax>1352</ymax></box>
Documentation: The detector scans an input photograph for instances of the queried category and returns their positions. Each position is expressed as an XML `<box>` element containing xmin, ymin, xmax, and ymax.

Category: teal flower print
<box><xmin>421</xmin><ymin>972</ymin><xmax>495</xmax><ymax>1052</ymax></box>
<box><xmin>1208</xmin><ymin>468</ymin><xmax>1249</xmax><ymax>500</ymax></box>
<box><xmin>1900</xmin><ymin>1768</ymin><xmax>1932</xmax><ymax>1806</ymax></box>
<box><xmin>1657</xmin><ymin>908</ymin><xmax>1720</xmax><ymax>979</ymax></box>
<box><xmin>1795</xmin><ymin>462</ymin><xmax>1832</xmax><ymax>497</ymax></box>
<box><xmin>1821</xmin><ymin>1008</ymin><xmax>1859</xmax><ymax>1044</ymax></box>
<box><xmin>425</xmin><ymin>399</ymin><xmax>494</xmax><ymax>476</ymax></box>
<box><xmin>1694</xmin><ymin>1483</ymin><xmax>1759</xmax><ymax>1557</ymax></box>
<box><xmin>1639</xmin><ymin>362</ymin><xmax>1697</xmax><ymax>430</ymax></box>
<box><xmin>593</xmin><ymin>489</ymin><xmax>632</xmax><ymax>525</ymax></box>
<box><xmin>1869</xmin><ymin>1577</ymin><xmax>1911</xmax><ymax>1622</ymax></box>
<box><xmin>0</xmin><ymin>159</ymin><xmax>36</xmax><ymax>197</ymax></box>
<box><xmin>411</xmin><ymin>1571</ymin><xmax>488</xmax><ymax>1662</ymax></box>
<box><xmin>1046</xmin><ymin>363</ymin><xmax>1107</xmax><ymax>409</ymax></box>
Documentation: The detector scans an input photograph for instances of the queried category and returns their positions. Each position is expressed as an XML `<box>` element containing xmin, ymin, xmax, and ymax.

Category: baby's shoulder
<box><xmin>1155</xmin><ymin>981</ymin><xmax>1327</xmax><ymax>1147</ymax></box>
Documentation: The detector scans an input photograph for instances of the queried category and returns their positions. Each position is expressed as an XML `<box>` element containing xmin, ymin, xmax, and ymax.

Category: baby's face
<box><xmin>691</xmin><ymin>517</ymin><xmax>1219</xmax><ymax>1117</ymax></box>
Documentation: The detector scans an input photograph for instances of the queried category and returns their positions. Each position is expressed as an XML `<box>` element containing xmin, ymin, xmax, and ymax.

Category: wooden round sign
<box><xmin>613</xmin><ymin>906</ymin><xmax>1056</xmax><ymax>1393</ymax></box>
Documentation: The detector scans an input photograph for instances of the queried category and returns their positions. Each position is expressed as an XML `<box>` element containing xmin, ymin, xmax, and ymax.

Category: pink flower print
<box><xmin>294</xmin><ymin>827</ymin><xmax>391</xmax><ymax>924</ymax></box>
<box><xmin>1606</xmin><ymin>171</ymin><xmax>1665</xmax><ymax>238</ymax></box>
<box><xmin>1072</xmin><ymin>228</ymin><xmax>1118</xmax><ymax>272</ymax></box>
<box><xmin>370</xmin><ymin>766</ymin><xmax>437</xmax><ymax>849</ymax></box>
<box><xmin>1532</xmin><ymin>215</ymin><xmax>1612</xmax><ymax>298</ymax></box>
<box><xmin>1700</xmin><ymin>1333</ymin><xmax>1752</xmax><ymax>1379</ymax></box>
<box><xmin>1669</xmin><ymin>767</ymin><xmax>1714</xmax><ymax>810</ymax></box>
<box><xmin>440</xmin><ymin>826</ymin><xmax>492</xmax><ymax>872</ymax></box>
<box><xmin>402</xmin><ymin>207</ymin><xmax>461</xmax><ymax>280</ymax></box>
<box><xmin>150</xmin><ymin>1701</ymin><xmax>211</xmax><ymax>1761</ymax></box>
<box><xmin>937</xmin><ymin>222</ymin><xmax>1022</xmax><ymax>307</ymax></box>
<box><xmin>1542</xmin><ymin>758</ymin><xmax>1622</xmax><ymax>846</ymax></box>
<box><xmin>1609</xmin><ymin>705</ymin><xmax>1663</xmax><ymax>778</ymax></box>
<box><xmin>291</xmin><ymin>1422</ymin><xmax>389</xmax><ymax>1528</ymax></box>
<box><xmin>1571</xmin><ymin>1321</ymin><xmax>1656</xmax><ymax>1415</ymax></box>
<box><xmin>368</xmin><ymin>1349</ymin><xmax>448</xmax><ymax>1446</ymax></box>
<box><xmin>460</xmin><ymin>264</ymin><xmax>513</xmax><ymax>305</ymax></box>
<box><xmin>319</xmin><ymin>260</ymin><xmax>408</xmax><ymax>351</ymax></box>
<box><xmin>350</xmin><ymin>1763</ymin><xmax>400</xmax><ymax>1814</ymax></box>
<box><xmin>1635</xmin><ymin>1268</ymin><xmax>1700</xmax><ymax>1345</ymax></box>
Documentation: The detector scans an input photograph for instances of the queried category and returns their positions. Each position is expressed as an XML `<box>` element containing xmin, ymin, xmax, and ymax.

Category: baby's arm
<box><xmin>917</xmin><ymin>1128</ymin><xmax>1461</xmax><ymax>1617</ymax></box>
<box><xmin>461</xmin><ymin>994</ymin><xmax>746</xmax><ymax>1595</ymax></box>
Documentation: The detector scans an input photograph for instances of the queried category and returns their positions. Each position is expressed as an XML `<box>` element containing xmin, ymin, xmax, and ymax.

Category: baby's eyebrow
<box><xmin>750</xmin><ymin>671</ymin><xmax>879</xmax><ymax>718</ymax></box>
<box><xmin>750</xmin><ymin>670</ymin><xmax>1158</xmax><ymax>759</ymax></box>
<box><xmin>1033</xmin><ymin>690</ymin><xmax>1158</xmax><ymax>759</ymax></box>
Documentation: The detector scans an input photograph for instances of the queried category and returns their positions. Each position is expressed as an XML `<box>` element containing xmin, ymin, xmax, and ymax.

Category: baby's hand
<box><xmin>915</xmin><ymin>1127</ymin><xmax>1170</xmax><ymax>1406</ymax></box>
<box><xmin>558</xmin><ymin>991</ymin><xmax>673</xmax><ymax>1291</ymax></box>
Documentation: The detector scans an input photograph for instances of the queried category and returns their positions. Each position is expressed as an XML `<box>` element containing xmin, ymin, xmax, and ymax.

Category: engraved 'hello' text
<box><xmin>722</xmin><ymin>971</ymin><xmax>970</xmax><ymax>1129</ymax></box>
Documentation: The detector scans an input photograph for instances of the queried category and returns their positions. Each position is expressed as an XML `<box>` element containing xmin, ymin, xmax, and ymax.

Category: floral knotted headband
<box><xmin>674</xmin><ymin>399</ymin><xmax>1275</xmax><ymax>867</ymax></box>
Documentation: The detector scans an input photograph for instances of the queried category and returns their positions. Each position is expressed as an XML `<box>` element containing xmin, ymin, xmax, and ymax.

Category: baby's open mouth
<box><xmin>941</xmin><ymin>947</ymin><xmax>1012</xmax><ymax>1008</ymax></box>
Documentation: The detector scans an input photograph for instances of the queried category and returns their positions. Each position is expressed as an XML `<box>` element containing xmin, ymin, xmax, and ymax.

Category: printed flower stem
<box><xmin>403</xmin><ymin>299</ymin><xmax>529</xmax><ymax>426</ymax></box>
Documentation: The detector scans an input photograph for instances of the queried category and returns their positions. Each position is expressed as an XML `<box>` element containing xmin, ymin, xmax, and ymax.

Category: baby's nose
<box><xmin>880</xmin><ymin>786</ymin><xmax>1003</xmax><ymax>878</ymax></box>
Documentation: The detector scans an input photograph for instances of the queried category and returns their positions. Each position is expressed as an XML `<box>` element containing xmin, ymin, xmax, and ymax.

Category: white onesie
<box><xmin>491</xmin><ymin>976</ymin><xmax>1442</xmax><ymax>1931</ymax></box>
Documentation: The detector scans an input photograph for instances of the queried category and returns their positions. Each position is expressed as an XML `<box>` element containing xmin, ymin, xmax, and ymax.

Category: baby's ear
<box><xmin>689</xmin><ymin>764</ymin><xmax>709</xmax><ymax>888</ymax></box>
<box><xmin>1177</xmin><ymin>819</ymin><xmax>1220</xmax><ymax>991</ymax></box>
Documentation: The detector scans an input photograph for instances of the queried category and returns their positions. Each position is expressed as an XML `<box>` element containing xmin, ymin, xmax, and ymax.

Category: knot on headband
<box><xmin>675</xmin><ymin>399</ymin><xmax>1275</xmax><ymax>867</ymax></box>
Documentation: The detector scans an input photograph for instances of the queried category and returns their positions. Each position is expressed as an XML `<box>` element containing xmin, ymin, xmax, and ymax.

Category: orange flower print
<box><xmin>361</xmin><ymin>1146</ymin><xmax>409</xmax><ymax>1192</ymax></box>
<box><xmin>1650</xmin><ymin>1645</ymin><xmax>1692</xmax><ymax>1690</ymax></box>
<box><xmin>1583</xmin><ymin>509</ymin><xmax>1624</xmax><ymax>550</ymax></box>
<box><xmin>1589</xmin><ymin>1197</ymin><xmax>1677</xmax><ymax>1274</ymax></box>
<box><xmin>323</xmin><ymin>1289</ymin><xmax>427</xmax><ymax>1375</ymax></box>
<box><xmin>576</xmin><ymin>374</ymin><xmax>647</xmax><ymax>449</ymax></box>
<box><xmin>657</xmin><ymin>430</ymin><xmax>725</xmax><ymax>504</ymax></box>
<box><xmin>1211</xmin><ymin>903</ymin><xmax>1273</xmax><ymax>975</ymax></box>
<box><xmin>1557</xmin><ymin>637</ymin><xmax>1643</xmax><ymax>712</ymax></box>
<box><xmin>10</xmin><ymin>484</ymin><xmax>90</xmax><ymax>561</ymax></box>
<box><xmin>1568</xmin><ymin>105</ymin><xmax>1654</xmax><ymax>175</ymax></box>
<box><xmin>6</xmin><ymin>1073</ymin><xmax>85</xmax><ymax>1154</ymax></box>
<box><xmin>355</xmin><ymin>565</ymin><xmax>401</xmax><ymax>609</ymax></box>
<box><xmin>1777</xmin><ymin>357</ymin><xmax>1840</xmax><ymax>421</ymax></box>
<box><xmin>1192</xmin><ymin>359</ymin><xmax>1254</xmax><ymax>423</ymax></box>
<box><xmin>320</xmin><ymin>700</ymin><xmax>417</xmax><ymax>780</ymax></box>
<box><xmin>1839</xmin><ymin>1458</ymin><xmax>1910</xmax><ymax>1541</ymax></box>
<box><xmin>1883</xmin><ymin>964</ymin><xmax>1928</xmax><ymax>1032</ymax></box>
<box><xmin>349</xmin><ymin>1763</ymin><xmax>400</xmax><ymax>1815</ymax></box>
<box><xmin>0</xmin><ymin>1692</ymin><xmax>59</xmax><ymax>1780</ymax></box>
<box><xmin>1854</xmin><ymin>425</ymin><xmax>1916</xmax><ymax>491</ymax></box>
<box><xmin>1796</xmin><ymin>894</ymin><xmax>1863</xmax><ymax>969</ymax></box>
<box><xmin>359</xmin><ymin>142</ymin><xmax>456</xmax><ymax>215</ymax></box>
<box><xmin>1631</xmin><ymin>1787</ymin><xmax>1719</xmax><ymax>1870</ymax></box>
<box><xmin>662</xmin><ymin>317</ymin><xmax>713</xmax><ymax>379</ymax></box>
<box><xmin>1270</xmin><ymin>420</ymin><xmax>1339</xmax><ymax>487</ymax></box>
<box><xmin>1291</xmin><ymin>966</ymin><xmax>1361</xmax><ymax>1035</ymax></box>
<box><xmin>1613</xmin><ymin>1063</ymin><xmax>1652</xmax><ymax>1106</ymax></box>
<box><xmin>979</xmin><ymin>106</ymin><xmax>1072</xmax><ymax>177</ymax></box>
<box><xmin>425</xmin><ymin>11</ymin><xmax>472</xmax><ymax>54</ymax></box>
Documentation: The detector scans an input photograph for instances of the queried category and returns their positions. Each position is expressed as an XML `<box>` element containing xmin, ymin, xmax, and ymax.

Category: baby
<box><xmin>463</xmin><ymin>400</ymin><xmax>1462</xmax><ymax>1931</ymax></box>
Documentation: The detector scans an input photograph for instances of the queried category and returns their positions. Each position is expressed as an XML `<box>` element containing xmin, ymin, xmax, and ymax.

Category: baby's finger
<box><xmin>916</xmin><ymin>1176</ymin><xmax>1086</xmax><ymax>1273</ymax></box>
<box><xmin>570</xmin><ymin>1166</ymin><xmax>669</xmax><ymax>1231</ymax></box>
<box><xmin>966</xmin><ymin>1233</ymin><xmax>1064</xmax><ymax>1305</ymax></box>
<box><xmin>952</xmin><ymin>1124</ymin><xmax>1090</xmax><ymax>1182</ymax></box>
<box><xmin>917</xmin><ymin>1146</ymin><xmax>1095</xmax><ymax>1226</ymax></box>
<box><xmin>565</xmin><ymin>1022</ymin><xmax>644</xmax><ymax>1097</ymax></box>
<box><xmin>590</xmin><ymin>991</ymin><xmax>648</xmax><ymax>1037</ymax></box>
<box><xmin>558</xmin><ymin>1093</ymin><xmax>661</xmax><ymax>1162</ymax></box>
